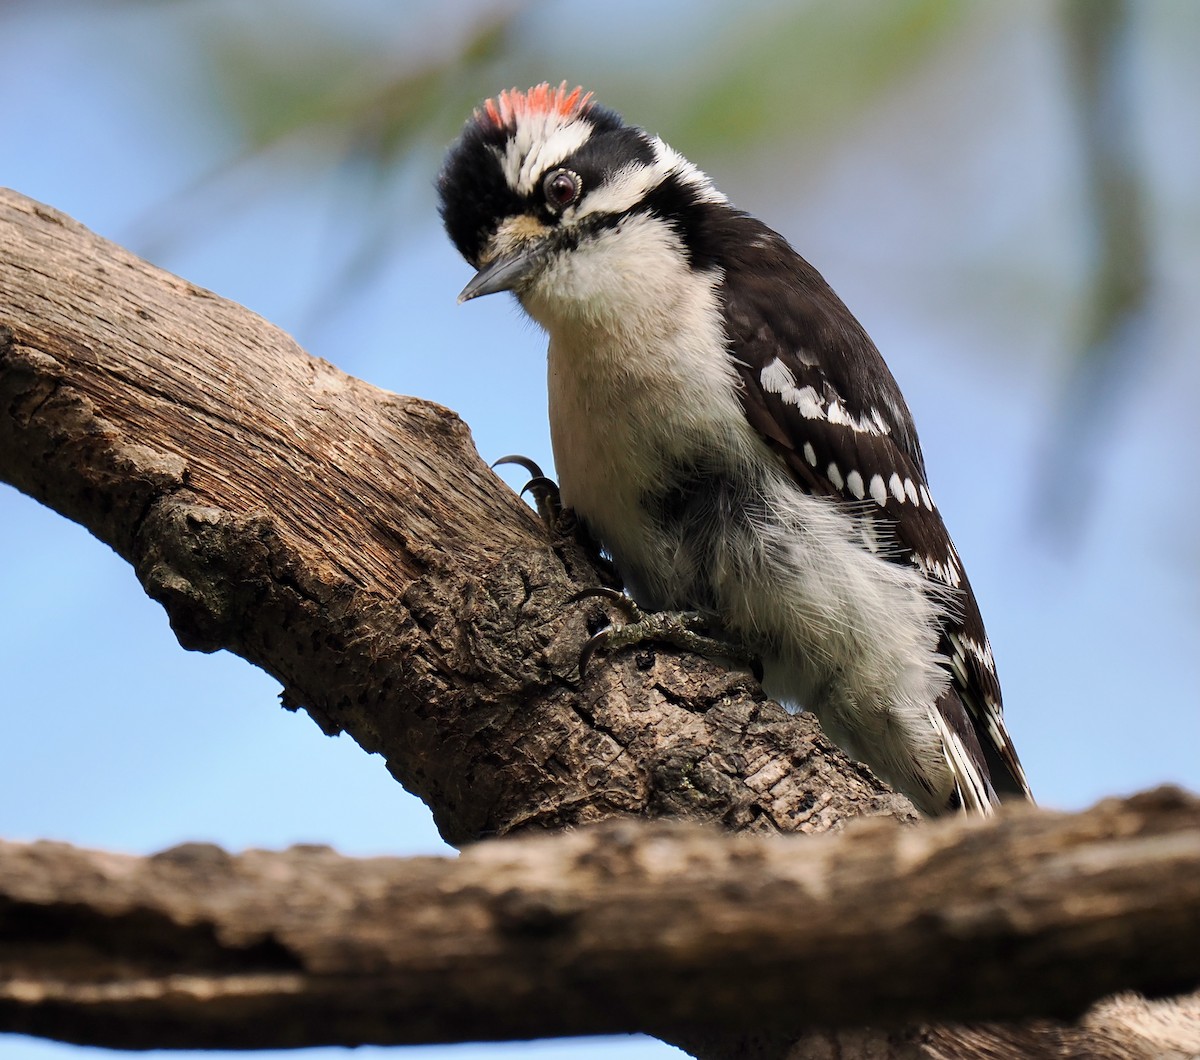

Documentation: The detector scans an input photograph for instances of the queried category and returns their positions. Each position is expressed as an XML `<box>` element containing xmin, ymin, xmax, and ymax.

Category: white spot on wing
<box><xmin>869</xmin><ymin>474</ymin><xmax>888</xmax><ymax>507</ymax></box>
<box><xmin>918</xmin><ymin>552</ymin><xmax>963</xmax><ymax>589</ymax></box>
<box><xmin>947</xmin><ymin>632</ymin><xmax>973</xmax><ymax>684</ymax></box>
<box><xmin>827</xmin><ymin>396</ymin><xmax>889</xmax><ymax>436</ymax></box>
<box><xmin>825</xmin><ymin>401</ymin><xmax>852</xmax><ymax>427</ymax></box>
<box><xmin>920</xmin><ymin>485</ymin><xmax>935</xmax><ymax>511</ymax></box>
<box><xmin>962</xmin><ymin>635</ymin><xmax>996</xmax><ymax>673</ymax></box>
<box><xmin>803</xmin><ymin>442</ymin><xmax>817</xmax><ymax>467</ymax></box>
<box><xmin>756</xmin><ymin>360</ymin><xmax>890</xmax><ymax>437</ymax></box>
<box><xmin>827</xmin><ymin>462</ymin><xmax>844</xmax><ymax>490</ymax></box>
<box><xmin>792</xmin><ymin>385</ymin><xmax>824</xmax><ymax>420</ymax></box>
<box><xmin>760</xmin><ymin>357</ymin><xmax>796</xmax><ymax>394</ymax></box>
<box><xmin>759</xmin><ymin>360</ymin><xmax>828</xmax><ymax>420</ymax></box>
<box><xmin>889</xmin><ymin>472</ymin><xmax>906</xmax><ymax>503</ymax></box>
<box><xmin>846</xmin><ymin>469</ymin><xmax>864</xmax><ymax>499</ymax></box>
<box><xmin>904</xmin><ymin>478</ymin><xmax>919</xmax><ymax>505</ymax></box>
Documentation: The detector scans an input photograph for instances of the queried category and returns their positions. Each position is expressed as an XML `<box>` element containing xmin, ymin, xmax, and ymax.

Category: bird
<box><xmin>437</xmin><ymin>82</ymin><xmax>1032</xmax><ymax>816</ymax></box>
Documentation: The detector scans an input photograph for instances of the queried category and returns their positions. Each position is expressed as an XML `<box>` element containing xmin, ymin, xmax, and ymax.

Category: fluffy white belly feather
<box><xmin>523</xmin><ymin>215</ymin><xmax>957</xmax><ymax>810</ymax></box>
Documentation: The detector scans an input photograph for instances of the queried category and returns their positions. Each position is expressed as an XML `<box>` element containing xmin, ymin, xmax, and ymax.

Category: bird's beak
<box><xmin>457</xmin><ymin>245</ymin><xmax>542</xmax><ymax>303</ymax></box>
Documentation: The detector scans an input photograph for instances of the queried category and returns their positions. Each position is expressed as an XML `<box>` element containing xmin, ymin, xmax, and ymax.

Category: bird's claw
<box><xmin>493</xmin><ymin>454</ymin><xmax>545</xmax><ymax>479</ymax></box>
<box><xmin>566</xmin><ymin>585</ymin><xmax>642</xmax><ymax>619</ymax></box>
<box><xmin>569</xmin><ymin>587</ymin><xmax>645</xmax><ymax>675</ymax></box>
<box><xmin>493</xmin><ymin>455</ymin><xmax>562</xmax><ymax>528</ymax></box>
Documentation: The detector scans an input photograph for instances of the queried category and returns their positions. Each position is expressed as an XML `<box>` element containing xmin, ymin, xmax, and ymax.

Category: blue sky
<box><xmin>1</xmin><ymin>4</ymin><xmax>1197</xmax><ymax>1059</ymax></box>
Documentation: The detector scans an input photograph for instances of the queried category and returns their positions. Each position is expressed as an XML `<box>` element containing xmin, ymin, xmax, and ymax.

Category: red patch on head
<box><xmin>476</xmin><ymin>81</ymin><xmax>593</xmax><ymax>130</ymax></box>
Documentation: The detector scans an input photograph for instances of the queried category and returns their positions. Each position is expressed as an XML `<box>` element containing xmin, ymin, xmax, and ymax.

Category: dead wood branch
<box><xmin>1</xmin><ymin>790</ymin><xmax>1198</xmax><ymax>1050</ymax></box>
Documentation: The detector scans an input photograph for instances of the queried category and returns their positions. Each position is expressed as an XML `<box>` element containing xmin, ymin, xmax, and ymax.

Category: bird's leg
<box><xmin>569</xmin><ymin>586</ymin><xmax>762</xmax><ymax>679</ymax></box>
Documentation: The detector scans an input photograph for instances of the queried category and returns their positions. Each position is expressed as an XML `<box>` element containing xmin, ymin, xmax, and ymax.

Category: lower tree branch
<box><xmin>2</xmin><ymin>789</ymin><xmax>1198</xmax><ymax>1051</ymax></box>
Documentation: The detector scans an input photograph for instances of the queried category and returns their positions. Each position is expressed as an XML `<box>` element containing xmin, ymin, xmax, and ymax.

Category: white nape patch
<box><xmin>846</xmin><ymin>469</ymin><xmax>865</xmax><ymax>500</ymax></box>
<box><xmin>803</xmin><ymin>442</ymin><xmax>817</xmax><ymax>467</ymax></box>
<box><xmin>498</xmin><ymin>116</ymin><xmax>594</xmax><ymax>196</ymax></box>
<box><xmin>888</xmin><ymin>472</ymin><xmax>906</xmax><ymax>503</ymax></box>
<box><xmin>576</xmin><ymin>159</ymin><xmax>665</xmax><ymax>220</ymax></box>
<box><xmin>650</xmin><ymin>137</ymin><xmax>728</xmax><ymax>204</ymax></box>
<box><xmin>869</xmin><ymin>473</ymin><xmax>888</xmax><ymax>507</ymax></box>
<box><xmin>827</xmin><ymin>462</ymin><xmax>844</xmax><ymax>491</ymax></box>
<box><xmin>904</xmin><ymin>478</ymin><xmax>920</xmax><ymax>505</ymax></box>
<box><xmin>919</xmin><ymin>484</ymin><xmax>935</xmax><ymax>511</ymax></box>
<box><xmin>928</xmin><ymin>706</ymin><xmax>994</xmax><ymax>815</ymax></box>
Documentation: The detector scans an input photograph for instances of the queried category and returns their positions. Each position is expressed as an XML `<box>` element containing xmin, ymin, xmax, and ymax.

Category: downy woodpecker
<box><xmin>438</xmin><ymin>83</ymin><xmax>1032</xmax><ymax>816</ymax></box>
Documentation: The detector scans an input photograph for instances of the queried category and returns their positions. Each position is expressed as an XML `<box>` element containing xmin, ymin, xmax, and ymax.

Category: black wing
<box><xmin>716</xmin><ymin>212</ymin><xmax>1031</xmax><ymax>802</ymax></box>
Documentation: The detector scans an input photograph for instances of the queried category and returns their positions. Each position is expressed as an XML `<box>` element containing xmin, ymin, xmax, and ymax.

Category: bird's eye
<box><xmin>543</xmin><ymin>168</ymin><xmax>581</xmax><ymax>211</ymax></box>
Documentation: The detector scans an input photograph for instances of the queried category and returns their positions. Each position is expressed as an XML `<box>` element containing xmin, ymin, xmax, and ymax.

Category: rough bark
<box><xmin>2</xmin><ymin>789</ymin><xmax>1199</xmax><ymax>1051</ymax></box>
<box><xmin>2</xmin><ymin>188</ymin><xmax>1197</xmax><ymax>1059</ymax></box>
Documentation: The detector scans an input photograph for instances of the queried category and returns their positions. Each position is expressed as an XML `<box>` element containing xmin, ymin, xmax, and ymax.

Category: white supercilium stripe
<box><xmin>576</xmin><ymin>160</ymin><xmax>668</xmax><ymax>219</ymax></box>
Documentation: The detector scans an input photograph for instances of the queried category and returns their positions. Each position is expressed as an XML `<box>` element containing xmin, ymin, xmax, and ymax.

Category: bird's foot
<box><xmin>569</xmin><ymin>586</ymin><xmax>762</xmax><ymax>679</ymax></box>
<box><xmin>493</xmin><ymin>454</ymin><xmax>564</xmax><ymax>530</ymax></box>
<box><xmin>494</xmin><ymin>455</ymin><xmax>621</xmax><ymax>587</ymax></box>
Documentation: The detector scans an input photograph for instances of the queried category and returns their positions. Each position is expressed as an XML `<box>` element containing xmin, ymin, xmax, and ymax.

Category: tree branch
<box><xmin>2</xmin><ymin>789</ymin><xmax>1198</xmax><ymax>1051</ymax></box>
<box><xmin>3</xmin><ymin>188</ymin><xmax>1198</xmax><ymax>1059</ymax></box>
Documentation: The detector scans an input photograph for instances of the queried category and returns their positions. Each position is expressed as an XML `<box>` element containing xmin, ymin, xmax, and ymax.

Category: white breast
<box><xmin>521</xmin><ymin>213</ymin><xmax>758</xmax><ymax>570</ymax></box>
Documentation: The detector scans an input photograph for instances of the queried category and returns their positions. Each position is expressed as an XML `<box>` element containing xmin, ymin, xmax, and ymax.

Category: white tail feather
<box><xmin>928</xmin><ymin>707</ymin><xmax>995</xmax><ymax>816</ymax></box>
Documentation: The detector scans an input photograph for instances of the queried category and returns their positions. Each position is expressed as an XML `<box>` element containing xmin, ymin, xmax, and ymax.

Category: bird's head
<box><xmin>437</xmin><ymin>83</ymin><xmax>728</xmax><ymax>327</ymax></box>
